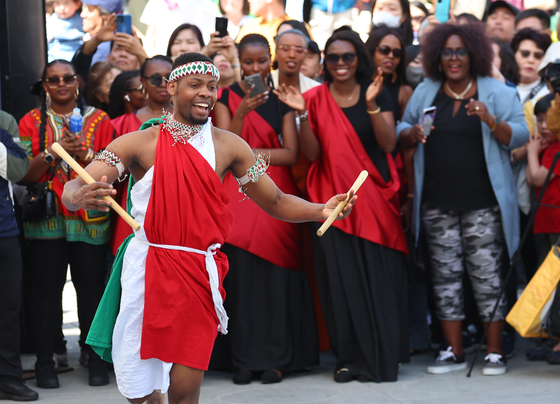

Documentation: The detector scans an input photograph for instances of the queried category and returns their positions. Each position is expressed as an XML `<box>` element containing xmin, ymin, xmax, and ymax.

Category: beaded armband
<box><xmin>93</xmin><ymin>150</ymin><xmax>127</xmax><ymax>181</ymax></box>
<box><xmin>235</xmin><ymin>151</ymin><xmax>271</xmax><ymax>198</ymax></box>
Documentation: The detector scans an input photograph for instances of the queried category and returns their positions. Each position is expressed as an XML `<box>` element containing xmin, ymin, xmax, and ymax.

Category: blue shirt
<box><xmin>311</xmin><ymin>0</ymin><xmax>354</xmax><ymax>14</ymax></box>
<box><xmin>48</xmin><ymin>12</ymin><xmax>85</xmax><ymax>62</ymax></box>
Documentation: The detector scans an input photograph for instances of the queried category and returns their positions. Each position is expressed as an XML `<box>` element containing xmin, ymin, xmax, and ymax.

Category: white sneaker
<box><xmin>427</xmin><ymin>347</ymin><xmax>468</xmax><ymax>374</ymax></box>
<box><xmin>482</xmin><ymin>353</ymin><xmax>507</xmax><ymax>375</ymax></box>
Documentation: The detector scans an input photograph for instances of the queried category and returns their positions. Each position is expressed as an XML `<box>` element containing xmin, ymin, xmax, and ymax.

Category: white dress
<box><xmin>112</xmin><ymin>120</ymin><xmax>216</xmax><ymax>399</ymax></box>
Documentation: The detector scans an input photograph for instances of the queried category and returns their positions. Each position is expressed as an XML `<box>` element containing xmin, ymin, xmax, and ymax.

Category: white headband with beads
<box><xmin>168</xmin><ymin>61</ymin><xmax>220</xmax><ymax>83</ymax></box>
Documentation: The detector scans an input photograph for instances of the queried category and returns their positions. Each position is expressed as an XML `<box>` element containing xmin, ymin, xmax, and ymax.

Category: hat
<box><xmin>308</xmin><ymin>41</ymin><xmax>320</xmax><ymax>55</ymax></box>
<box><xmin>484</xmin><ymin>1</ymin><xmax>519</xmax><ymax>21</ymax></box>
<box><xmin>539</xmin><ymin>42</ymin><xmax>560</xmax><ymax>74</ymax></box>
<box><xmin>83</xmin><ymin>0</ymin><xmax>123</xmax><ymax>14</ymax></box>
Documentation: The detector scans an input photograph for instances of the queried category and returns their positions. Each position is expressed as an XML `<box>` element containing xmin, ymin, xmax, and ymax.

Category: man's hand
<box><xmin>321</xmin><ymin>192</ymin><xmax>357</xmax><ymax>220</ymax></box>
<box><xmin>70</xmin><ymin>175</ymin><xmax>117</xmax><ymax>212</ymax></box>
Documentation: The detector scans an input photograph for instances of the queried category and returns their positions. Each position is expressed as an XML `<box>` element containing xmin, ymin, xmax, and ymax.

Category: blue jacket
<box><xmin>396</xmin><ymin>77</ymin><xmax>529</xmax><ymax>259</ymax></box>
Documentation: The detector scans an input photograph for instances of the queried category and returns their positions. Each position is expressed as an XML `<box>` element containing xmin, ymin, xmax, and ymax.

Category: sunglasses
<box><xmin>517</xmin><ymin>49</ymin><xmax>545</xmax><ymax>60</ymax></box>
<box><xmin>127</xmin><ymin>83</ymin><xmax>144</xmax><ymax>92</ymax></box>
<box><xmin>440</xmin><ymin>48</ymin><xmax>469</xmax><ymax>61</ymax></box>
<box><xmin>376</xmin><ymin>45</ymin><xmax>403</xmax><ymax>58</ymax></box>
<box><xmin>277</xmin><ymin>44</ymin><xmax>306</xmax><ymax>55</ymax></box>
<box><xmin>142</xmin><ymin>73</ymin><xmax>170</xmax><ymax>87</ymax></box>
<box><xmin>325</xmin><ymin>52</ymin><xmax>357</xmax><ymax>65</ymax></box>
<box><xmin>44</xmin><ymin>75</ymin><xmax>77</xmax><ymax>87</ymax></box>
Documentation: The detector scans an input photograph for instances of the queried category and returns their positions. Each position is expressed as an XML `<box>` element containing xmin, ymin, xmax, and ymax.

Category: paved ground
<box><xmin>21</xmin><ymin>278</ymin><xmax>560</xmax><ymax>404</ymax></box>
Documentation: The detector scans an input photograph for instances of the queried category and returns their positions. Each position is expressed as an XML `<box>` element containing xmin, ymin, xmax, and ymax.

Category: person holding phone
<box><xmin>213</xmin><ymin>34</ymin><xmax>318</xmax><ymax>385</ymax></box>
<box><xmin>18</xmin><ymin>60</ymin><xmax>116</xmax><ymax>388</ymax></box>
<box><xmin>397</xmin><ymin>23</ymin><xmax>528</xmax><ymax>376</ymax></box>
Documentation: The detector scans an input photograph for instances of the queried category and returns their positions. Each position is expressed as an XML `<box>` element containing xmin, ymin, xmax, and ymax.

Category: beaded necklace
<box><xmin>161</xmin><ymin>111</ymin><xmax>204</xmax><ymax>146</ymax></box>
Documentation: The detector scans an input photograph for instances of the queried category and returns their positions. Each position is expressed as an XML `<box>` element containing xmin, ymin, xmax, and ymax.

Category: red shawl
<box><xmin>110</xmin><ymin>113</ymin><xmax>143</xmax><ymax>255</ymax></box>
<box><xmin>140</xmin><ymin>126</ymin><xmax>234</xmax><ymax>370</ymax></box>
<box><xmin>304</xmin><ymin>84</ymin><xmax>408</xmax><ymax>254</ymax></box>
<box><xmin>222</xmin><ymin>89</ymin><xmax>303</xmax><ymax>270</ymax></box>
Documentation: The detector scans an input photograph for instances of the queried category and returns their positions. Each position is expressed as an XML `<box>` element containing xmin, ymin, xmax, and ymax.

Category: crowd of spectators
<box><xmin>3</xmin><ymin>0</ymin><xmax>560</xmax><ymax>401</ymax></box>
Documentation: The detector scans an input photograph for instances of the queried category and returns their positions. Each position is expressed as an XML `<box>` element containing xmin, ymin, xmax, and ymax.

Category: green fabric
<box><xmin>139</xmin><ymin>117</ymin><xmax>163</xmax><ymax>131</ymax></box>
<box><xmin>86</xmin><ymin>177</ymin><xmax>136</xmax><ymax>363</ymax></box>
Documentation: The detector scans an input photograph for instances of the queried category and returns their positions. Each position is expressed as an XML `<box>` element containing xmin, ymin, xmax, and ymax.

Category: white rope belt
<box><xmin>136</xmin><ymin>237</ymin><xmax>228</xmax><ymax>334</ymax></box>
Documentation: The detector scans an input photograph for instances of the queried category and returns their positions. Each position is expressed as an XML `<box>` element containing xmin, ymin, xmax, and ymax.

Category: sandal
<box><xmin>547</xmin><ymin>350</ymin><xmax>560</xmax><ymax>365</ymax></box>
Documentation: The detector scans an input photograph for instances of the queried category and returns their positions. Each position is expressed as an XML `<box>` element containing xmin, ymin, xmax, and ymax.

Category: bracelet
<box><xmin>297</xmin><ymin>110</ymin><xmax>308</xmax><ymax>121</ymax></box>
<box><xmin>82</xmin><ymin>148</ymin><xmax>95</xmax><ymax>162</ymax></box>
<box><xmin>231</xmin><ymin>63</ymin><xmax>240</xmax><ymax>69</ymax></box>
<box><xmin>367</xmin><ymin>107</ymin><xmax>381</xmax><ymax>115</ymax></box>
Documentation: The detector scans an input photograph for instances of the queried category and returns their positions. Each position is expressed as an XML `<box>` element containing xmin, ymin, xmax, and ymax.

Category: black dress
<box><xmin>311</xmin><ymin>83</ymin><xmax>409</xmax><ymax>382</ymax></box>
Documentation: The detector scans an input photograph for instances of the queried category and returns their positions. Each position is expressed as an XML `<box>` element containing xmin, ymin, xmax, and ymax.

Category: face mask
<box><xmin>372</xmin><ymin>11</ymin><xmax>402</xmax><ymax>28</ymax></box>
<box><xmin>406</xmin><ymin>64</ymin><xmax>424</xmax><ymax>88</ymax></box>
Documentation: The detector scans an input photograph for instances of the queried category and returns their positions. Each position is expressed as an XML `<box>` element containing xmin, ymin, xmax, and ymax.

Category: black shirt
<box><xmin>422</xmin><ymin>90</ymin><xmax>497</xmax><ymax>211</ymax></box>
<box><xmin>340</xmin><ymin>82</ymin><xmax>393</xmax><ymax>183</ymax></box>
<box><xmin>218</xmin><ymin>82</ymin><xmax>292</xmax><ymax>134</ymax></box>
<box><xmin>385</xmin><ymin>80</ymin><xmax>401</xmax><ymax>125</ymax></box>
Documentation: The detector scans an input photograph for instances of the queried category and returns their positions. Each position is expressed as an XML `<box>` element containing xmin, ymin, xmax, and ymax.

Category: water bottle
<box><xmin>69</xmin><ymin>108</ymin><xmax>83</xmax><ymax>135</ymax></box>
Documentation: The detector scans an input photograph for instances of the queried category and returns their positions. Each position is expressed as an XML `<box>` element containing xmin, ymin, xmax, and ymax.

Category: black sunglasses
<box><xmin>325</xmin><ymin>52</ymin><xmax>357</xmax><ymax>65</ymax></box>
<box><xmin>44</xmin><ymin>75</ymin><xmax>77</xmax><ymax>87</ymax></box>
<box><xmin>376</xmin><ymin>45</ymin><xmax>403</xmax><ymax>58</ymax></box>
<box><xmin>142</xmin><ymin>73</ymin><xmax>170</xmax><ymax>87</ymax></box>
<box><xmin>517</xmin><ymin>49</ymin><xmax>544</xmax><ymax>60</ymax></box>
<box><xmin>440</xmin><ymin>48</ymin><xmax>469</xmax><ymax>61</ymax></box>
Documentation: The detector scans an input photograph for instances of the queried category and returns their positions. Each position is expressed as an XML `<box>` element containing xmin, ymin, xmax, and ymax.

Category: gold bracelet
<box><xmin>367</xmin><ymin>107</ymin><xmax>381</xmax><ymax>115</ymax></box>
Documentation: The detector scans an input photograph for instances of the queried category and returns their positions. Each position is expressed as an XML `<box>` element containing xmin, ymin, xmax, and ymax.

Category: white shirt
<box><xmin>517</xmin><ymin>79</ymin><xmax>549</xmax><ymax>106</ymax></box>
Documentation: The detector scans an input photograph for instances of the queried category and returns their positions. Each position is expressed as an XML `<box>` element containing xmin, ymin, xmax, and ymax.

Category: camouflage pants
<box><xmin>422</xmin><ymin>205</ymin><xmax>506</xmax><ymax>322</ymax></box>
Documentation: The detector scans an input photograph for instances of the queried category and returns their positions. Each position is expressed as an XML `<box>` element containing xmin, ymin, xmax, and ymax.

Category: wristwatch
<box><xmin>489</xmin><ymin>116</ymin><xmax>501</xmax><ymax>132</ymax></box>
<box><xmin>42</xmin><ymin>150</ymin><xmax>55</xmax><ymax>164</ymax></box>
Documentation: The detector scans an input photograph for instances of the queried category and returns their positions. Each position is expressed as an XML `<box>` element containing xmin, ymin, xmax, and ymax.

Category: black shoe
<box><xmin>233</xmin><ymin>370</ymin><xmax>252</xmax><ymax>385</ymax></box>
<box><xmin>0</xmin><ymin>377</ymin><xmax>39</xmax><ymax>401</ymax></box>
<box><xmin>261</xmin><ymin>369</ymin><xmax>282</xmax><ymax>384</ymax></box>
<box><xmin>88</xmin><ymin>360</ymin><xmax>109</xmax><ymax>386</ymax></box>
<box><xmin>333</xmin><ymin>368</ymin><xmax>353</xmax><ymax>383</ymax></box>
<box><xmin>35</xmin><ymin>360</ymin><xmax>59</xmax><ymax>389</ymax></box>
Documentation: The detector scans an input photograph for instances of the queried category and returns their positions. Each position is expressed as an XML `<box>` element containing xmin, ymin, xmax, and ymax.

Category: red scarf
<box><xmin>140</xmin><ymin>125</ymin><xmax>234</xmax><ymax>370</ymax></box>
<box><xmin>222</xmin><ymin>88</ymin><xmax>303</xmax><ymax>270</ymax></box>
<box><xmin>304</xmin><ymin>84</ymin><xmax>408</xmax><ymax>254</ymax></box>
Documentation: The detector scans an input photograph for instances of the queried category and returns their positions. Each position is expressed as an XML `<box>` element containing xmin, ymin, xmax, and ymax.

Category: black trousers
<box><xmin>0</xmin><ymin>236</ymin><xmax>24</xmax><ymax>378</ymax></box>
<box><xmin>23</xmin><ymin>238</ymin><xmax>107</xmax><ymax>361</ymax></box>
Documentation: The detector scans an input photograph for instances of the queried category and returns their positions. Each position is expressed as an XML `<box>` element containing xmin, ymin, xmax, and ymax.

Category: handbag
<box><xmin>21</xmin><ymin>161</ymin><xmax>61</xmax><ymax>222</ymax></box>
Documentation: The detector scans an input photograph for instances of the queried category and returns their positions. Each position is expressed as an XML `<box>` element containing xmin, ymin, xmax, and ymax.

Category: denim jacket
<box><xmin>396</xmin><ymin>77</ymin><xmax>529</xmax><ymax>259</ymax></box>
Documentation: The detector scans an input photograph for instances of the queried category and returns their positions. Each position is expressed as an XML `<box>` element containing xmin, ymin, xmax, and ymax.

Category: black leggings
<box><xmin>23</xmin><ymin>239</ymin><xmax>107</xmax><ymax>361</ymax></box>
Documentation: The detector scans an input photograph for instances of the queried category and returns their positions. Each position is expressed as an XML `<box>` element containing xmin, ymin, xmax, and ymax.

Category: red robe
<box><xmin>140</xmin><ymin>125</ymin><xmax>234</xmax><ymax>370</ymax></box>
<box><xmin>110</xmin><ymin>113</ymin><xmax>143</xmax><ymax>255</ymax></box>
<box><xmin>304</xmin><ymin>84</ymin><xmax>408</xmax><ymax>254</ymax></box>
<box><xmin>222</xmin><ymin>89</ymin><xmax>303</xmax><ymax>270</ymax></box>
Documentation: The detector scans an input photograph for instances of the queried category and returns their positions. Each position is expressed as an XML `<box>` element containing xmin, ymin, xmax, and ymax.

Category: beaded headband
<box><xmin>168</xmin><ymin>61</ymin><xmax>220</xmax><ymax>83</ymax></box>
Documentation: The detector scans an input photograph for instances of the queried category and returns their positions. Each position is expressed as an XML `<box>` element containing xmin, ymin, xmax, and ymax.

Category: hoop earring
<box><xmin>75</xmin><ymin>88</ymin><xmax>80</xmax><ymax>100</ymax></box>
<box><xmin>46</xmin><ymin>92</ymin><xmax>51</xmax><ymax>106</ymax></box>
<box><xmin>266</xmin><ymin>72</ymin><xmax>274</xmax><ymax>90</ymax></box>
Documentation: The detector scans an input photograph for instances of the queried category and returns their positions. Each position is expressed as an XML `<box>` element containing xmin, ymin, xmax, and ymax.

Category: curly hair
<box><xmin>511</xmin><ymin>27</ymin><xmax>552</xmax><ymax>53</ymax></box>
<box><xmin>107</xmin><ymin>70</ymin><xmax>140</xmax><ymax>119</ymax></box>
<box><xmin>365</xmin><ymin>26</ymin><xmax>407</xmax><ymax>85</ymax></box>
<box><xmin>323</xmin><ymin>30</ymin><xmax>373</xmax><ymax>84</ymax></box>
<box><xmin>422</xmin><ymin>22</ymin><xmax>493</xmax><ymax>81</ymax></box>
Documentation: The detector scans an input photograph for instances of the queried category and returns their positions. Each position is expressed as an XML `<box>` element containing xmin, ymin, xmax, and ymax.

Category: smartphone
<box><xmin>435</xmin><ymin>0</ymin><xmax>450</xmax><ymax>23</ymax></box>
<box><xmin>244</xmin><ymin>74</ymin><xmax>266</xmax><ymax>98</ymax></box>
<box><xmin>116</xmin><ymin>14</ymin><xmax>132</xmax><ymax>35</ymax></box>
<box><xmin>215</xmin><ymin>17</ymin><xmax>228</xmax><ymax>38</ymax></box>
<box><xmin>420</xmin><ymin>106</ymin><xmax>436</xmax><ymax>136</ymax></box>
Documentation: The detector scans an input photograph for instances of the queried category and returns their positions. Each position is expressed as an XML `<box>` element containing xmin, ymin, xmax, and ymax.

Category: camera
<box><xmin>545</xmin><ymin>59</ymin><xmax>560</xmax><ymax>94</ymax></box>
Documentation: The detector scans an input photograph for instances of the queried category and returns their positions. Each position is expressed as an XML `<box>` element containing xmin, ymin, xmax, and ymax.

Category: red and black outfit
<box><xmin>304</xmin><ymin>82</ymin><xmax>409</xmax><ymax>382</ymax></box>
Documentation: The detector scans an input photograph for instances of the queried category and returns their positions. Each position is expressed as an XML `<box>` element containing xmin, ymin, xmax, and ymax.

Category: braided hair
<box><xmin>35</xmin><ymin>60</ymin><xmax>84</xmax><ymax>152</ymax></box>
<box><xmin>140</xmin><ymin>54</ymin><xmax>173</xmax><ymax>78</ymax></box>
<box><xmin>238</xmin><ymin>34</ymin><xmax>275</xmax><ymax>89</ymax></box>
<box><xmin>107</xmin><ymin>70</ymin><xmax>141</xmax><ymax>119</ymax></box>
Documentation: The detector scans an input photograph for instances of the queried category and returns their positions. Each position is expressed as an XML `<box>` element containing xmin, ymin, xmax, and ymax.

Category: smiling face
<box><xmin>440</xmin><ymin>35</ymin><xmax>471</xmax><ymax>83</ymax></box>
<box><xmin>276</xmin><ymin>33</ymin><xmax>307</xmax><ymax>76</ymax></box>
<box><xmin>169</xmin><ymin>29</ymin><xmax>203</xmax><ymax>57</ymax></box>
<box><xmin>325</xmin><ymin>40</ymin><xmax>358</xmax><ymax>84</ymax></box>
<box><xmin>240</xmin><ymin>44</ymin><xmax>271</xmax><ymax>82</ymax></box>
<box><xmin>168</xmin><ymin>74</ymin><xmax>218</xmax><ymax>125</ymax></box>
<box><xmin>486</xmin><ymin>7</ymin><xmax>516</xmax><ymax>43</ymax></box>
<box><xmin>43</xmin><ymin>62</ymin><xmax>77</xmax><ymax>105</ymax></box>
<box><xmin>515</xmin><ymin>39</ymin><xmax>545</xmax><ymax>84</ymax></box>
<box><xmin>80</xmin><ymin>4</ymin><xmax>102</xmax><ymax>33</ymax></box>
<box><xmin>141</xmin><ymin>59</ymin><xmax>173</xmax><ymax>104</ymax></box>
<box><xmin>374</xmin><ymin>34</ymin><xmax>402</xmax><ymax>76</ymax></box>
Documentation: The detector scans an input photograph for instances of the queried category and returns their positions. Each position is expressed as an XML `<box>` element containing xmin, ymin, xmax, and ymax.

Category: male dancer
<box><xmin>61</xmin><ymin>53</ymin><xmax>356</xmax><ymax>404</ymax></box>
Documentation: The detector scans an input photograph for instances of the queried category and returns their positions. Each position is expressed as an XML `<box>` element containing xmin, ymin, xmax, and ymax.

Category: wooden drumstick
<box><xmin>316</xmin><ymin>170</ymin><xmax>368</xmax><ymax>237</ymax></box>
<box><xmin>52</xmin><ymin>143</ymin><xmax>141</xmax><ymax>231</ymax></box>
